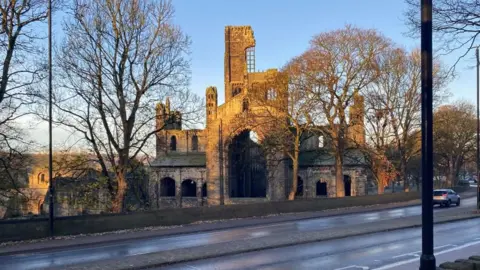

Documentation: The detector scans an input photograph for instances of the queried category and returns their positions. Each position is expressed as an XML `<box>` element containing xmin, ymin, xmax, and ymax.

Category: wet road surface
<box><xmin>0</xmin><ymin>197</ymin><xmax>476</xmax><ymax>270</ymax></box>
<box><xmin>162</xmin><ymin>217</ymin><xmax>480</xmax><ymax>270</ymax></box>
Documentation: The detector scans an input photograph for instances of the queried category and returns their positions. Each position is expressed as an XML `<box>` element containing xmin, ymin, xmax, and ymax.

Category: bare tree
<box><xmin>0</xmin><ymin>0</ymin><xmax>62</xmax><ymax>210</ymax></box>
<box><xmin>291</xmin><ymin>25</ymin><xmax>391</xmax><ymax>197</ymax></box>
<box><xmin>433</xmin><ymin>101</ymin><xmax>477</xmax><ymax>187</ymax></box>
<box><xmin>365</xmin><ymin>47</ymin><xmax>449</xmax><ymax>191</ymax></box>
<box><xmin>46</xmin><ymin>0</ymin><xmax>201</xmax><ymax>212</ymax></box>
<box><xmin>249</xmin><ymin>70</ymin><xmax>320</xmax><ymax>200</ymax></box>
<box><xmin>404</xmin><ymin>0</ymin><xmax>480</xmax><ymax>70</ymax></box>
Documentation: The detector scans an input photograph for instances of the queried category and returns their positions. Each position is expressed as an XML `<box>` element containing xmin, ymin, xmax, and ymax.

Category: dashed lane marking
<box><xmin>373</xmin><ymin>240</ymin><xmax>480</xmax><ymax>270</ymax></box>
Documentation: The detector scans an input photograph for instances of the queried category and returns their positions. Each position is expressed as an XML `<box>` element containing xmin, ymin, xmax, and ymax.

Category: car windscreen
<box><xmin>433</xmin><ymin>191</ymin><xmax>446</xmax><ymax>196</ymax></box>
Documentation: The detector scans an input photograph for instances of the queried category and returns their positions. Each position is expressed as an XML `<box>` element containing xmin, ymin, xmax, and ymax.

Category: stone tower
<box><xmin>224</xmin><ymin>26</ymin><xmax>256</xmax><ymax>102</ymax></box>
<box><xmin>206</xmin><ymin>86</ymin><xmax>218</xmax><ymax>124</ymax></box>
<box><xmin>348</xmin><ymin>91</ymin><xmax>366</xmax><ymax>146</ymax></box>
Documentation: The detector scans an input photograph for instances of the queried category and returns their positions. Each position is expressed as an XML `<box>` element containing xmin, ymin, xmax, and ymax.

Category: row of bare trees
<box><xmin>253</xmin><ymin>25</ymin><xmax>457</xmax><ymax>199</ymax></box>
<box><xmin>0</xmin><ymin>0</ymin><xmax>202</xmax><ymax>213</ymax></box>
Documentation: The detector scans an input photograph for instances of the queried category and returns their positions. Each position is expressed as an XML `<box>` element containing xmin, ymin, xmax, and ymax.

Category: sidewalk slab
<box><xmin>60</xmin><ymin>210</ymin><xmax>480</xmax><ymax>270</ymax></box>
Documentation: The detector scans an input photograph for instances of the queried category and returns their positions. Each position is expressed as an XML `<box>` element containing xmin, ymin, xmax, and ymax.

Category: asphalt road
<box><xmin>162</xmin><ymin>217</ymin><xmax>480</xmax><ymax>270</ymax></box>
<box><xmin>0</xmin><ymin>197</ymin><xmax>476</xmax><ymax>270</ymax></box>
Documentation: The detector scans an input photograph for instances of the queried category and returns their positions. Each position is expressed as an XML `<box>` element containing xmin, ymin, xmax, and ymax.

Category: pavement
<box><xmin>159</xmin><ymin>218</ymin><xmax>480</xmax><ymax>270</ymax></box>
<box><xmin>0</xmin><ymin>196</ymin><xmax>427</xmax><ymax>255</ymax></box>
<box><xmin>0</xmin><ymin>195</ymin><xmax>476</xmax><ymax>270</ymax></box>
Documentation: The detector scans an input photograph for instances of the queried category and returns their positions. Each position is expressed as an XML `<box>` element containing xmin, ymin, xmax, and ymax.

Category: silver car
<box><xmin>433</xmin><ymin>189</ymin><xmax>460</xmax><ymax>207</ymax></box>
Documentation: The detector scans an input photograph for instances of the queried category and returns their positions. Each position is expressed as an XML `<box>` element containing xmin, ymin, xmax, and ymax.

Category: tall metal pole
<box><xmin>420</xmin><ymin>0</ymin><xmax>435</xmax><ymax>269</ymax></box>
<box><xmin>477</xmin><ymin>47</ymin><xmax>480</xmax><ymax>211</ymax></box>
<box><xmin>48</xmin><ymin>0</ymin><xmax>55</xmax><ymax>237</ymax></box>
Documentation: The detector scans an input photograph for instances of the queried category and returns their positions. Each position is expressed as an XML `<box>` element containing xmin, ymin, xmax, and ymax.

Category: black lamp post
<box><xmin>477</xmin><ymin>47</ymin><xmax>480</xmax><ymax>211</ymax></box>
<box><xmin>48</xmin><ymin>0</ymin><xmax>55</xmax><ymax>237</ymax></box>
<box><xmin>419</xmin><ymin>0</ymin><xmax>435</xmax><ymax>269</ymax></box>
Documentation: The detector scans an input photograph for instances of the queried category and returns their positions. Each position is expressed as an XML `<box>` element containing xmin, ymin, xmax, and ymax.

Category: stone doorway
<box><xmin>344</xmin><ymin>175</ymin><xmax>352</xmax><ymax>197</ymax></box>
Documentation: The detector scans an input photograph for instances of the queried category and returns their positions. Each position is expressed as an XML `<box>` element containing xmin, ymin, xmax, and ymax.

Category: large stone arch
<box><xmin>205</xmin><ymin>108</ymin><xmax>287</xmax><ymax>205</ymax></box>
<box><xmin>226</xmin><ymin>129</ymin><xmax>267</xmax><ymax>198</ymax></box>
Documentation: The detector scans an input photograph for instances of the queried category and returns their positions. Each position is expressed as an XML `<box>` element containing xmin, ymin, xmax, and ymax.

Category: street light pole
<box><xmin>476</xmin><ymin>47</ymin><xmax>480</xmax><ymax>211</ymax></box>
<box><xmin>48</xmin><ymin>0</ymin><xmax>55</xmax><ymax>237</ymax></box>
<box><xmin>420</xmin><ymin>0</ymin><xmax>435</xmax><ymax>269</ymax></box>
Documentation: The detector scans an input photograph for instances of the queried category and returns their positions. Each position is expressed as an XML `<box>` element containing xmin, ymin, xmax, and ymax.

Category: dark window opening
<box><xmin>202</xmin><ymin>183</ymin><xmax>207</xmax><ymax>197</ymax></box>
<box><xmin>316</xmin><ymin>181</ymin><xmax>327</xmax><ymax>196</ymax></box>
<box><xmin>296</xmin><ymin>177</ymin><xmax>304</xmax><ymax>197</ymax></box>
<box><xmin>344</xmin><ymin>175</ymin><xmax>352</xmax><ymax>197</ymax></box>
<box><xmin>242</xmin><ymin>98</ymin><xmax>249</xmax><ymax>112</ymax></box>
<box><xmin>160</xmin><ymin>177</ymin><xmax>175</xmax><ymax>197</ymax></box>
<box><xmin>181</xmin><ymin>179</ymin><xmax>197</xmax><ymax>197</ymax></box>
<box><xmin>170</xmin><ymin>136</ymin><xmax>177</xmax><ymax>151</ymax></box>
<box><xmin>192</xmin><ymin>135</ymin><xmax>199</xmax><ymax>151</ymax></box>
<box><xmin>233</xmin><ymin>87</ymin><xmax>242</xmax><ymax>97</ymax></box>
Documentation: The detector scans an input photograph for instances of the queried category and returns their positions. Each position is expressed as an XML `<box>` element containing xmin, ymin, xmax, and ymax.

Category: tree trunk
<box><xmin>335</xmin><ymin>152</ymin><xmax>344</xmax><ymax>197</ymax></box>
<box><xmin>288</xmin><ymin>143</ymin><xmax>300</xmax><ymax>201</ymax></box>
<box><xmin>288</xmin><ymin>159</ymin><xmax>298</xmax><ymax>201</ymax></box>
<box><xmin>112</xmin><ymin>171</ymin><xmax>127</xmax><ymax>213</ymax></box>
<box><xmin>377</xmin><ymin>176</ymin><xmax>385</xmax><ymax>194</ymax></box>
<box><xmin>446</xmin><ymin>159</ymin><xmax>455</xmax><ymax>188</ymax></box>
<box><xmin>400</xmin><ymin>157</ymin><xmax>408</xmax><ymax>192</ymax></box>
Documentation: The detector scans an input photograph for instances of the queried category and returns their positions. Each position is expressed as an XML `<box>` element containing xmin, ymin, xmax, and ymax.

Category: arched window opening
<box><xmin>242</xmin><ymin>98</ymin><xmax>249</xmax><ymax>112</ymax></box>
<box><xmin>316</xmin><ymin>181</ymin><xmax>327</xmax><ymax>196</ymax></box>
<box><xmin>160</xmin><ymin>178</ymin><xmax>175</xmax><ymax>197</ymax></box>
<box><xmin>40</xmin><ymin>174</ymin><xmax>45</xmax><ymax>184</ymax></box>
<box><xmin>318</xmin><ymin>135</ymin><xmax>325</xmax><ymax>148</ymax></box>
<box><xmin>233</xmin><ymin>87</ymin><xmax>242</xmax><ymax>97</ymax></box>
<box><xmin>181</xmin><ymin>179</ymin><xmax>197</xmax><ymax>197</ymax></box>
<box><xmin>192</xmin><ymin>135</ymin><xmax>199</xmax><ymax>151</ymax></box>
<box><xmin>170</xmin><ymin>136</ymin><xmax>177</xmax><ymax>151</ymax></box>
<box><xmin>202</xmin><ymin>183</ymin><xmax>207</xmax><ymax>197</ymax></box>
<box><xmin>344</xmin><ymin>175</ymin><xmax>352</xmax><ymax>197</ymax></box>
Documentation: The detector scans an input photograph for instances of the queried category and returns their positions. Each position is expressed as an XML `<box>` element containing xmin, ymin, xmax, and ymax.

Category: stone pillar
<box><xmin>175</xmin><ymin>170</ymin><xmax>182</xmax><ymax>208</ymax></box>
<box><xmin>206</xmin><ymin>121</ymin><xmax>222</xmax><ymax>205</ymax></box>
<box><xmin>196</xmin><ymin>180</ymin><xmax>202</xmax><ymax>207</ymax></box>
<box><xmin>266</xmin><ymin>151</ymin><xmax>287</xmax><ymax>201</ymax></box>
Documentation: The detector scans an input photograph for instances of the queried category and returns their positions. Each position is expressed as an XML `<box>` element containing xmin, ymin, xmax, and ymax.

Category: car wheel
<box><xmin>457</xmin><ymin>198</ymin><xmax>461</xmax><ymax>206</ymax></box>
<box><xmin>447</xmin><ymin>200</ymin><xmax>451</xmax><ymax>207</ymax></box>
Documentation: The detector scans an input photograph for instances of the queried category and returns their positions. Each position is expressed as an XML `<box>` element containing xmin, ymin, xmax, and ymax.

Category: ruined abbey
<box><xmin>149</xmin><ymin>26</ymin><xmax>369</xmax><ymax>209</ymax></box>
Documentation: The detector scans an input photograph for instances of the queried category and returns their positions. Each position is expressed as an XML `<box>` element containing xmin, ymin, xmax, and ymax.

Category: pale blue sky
<box><xmin>27</xmin><ymin>0</ymin><xmax>477</xmax><ymax>149</ymax></box>
<box><xmin>172</xmin><ymin>0</ymin><xmax>476</xmax><ymax>104</ymax></box>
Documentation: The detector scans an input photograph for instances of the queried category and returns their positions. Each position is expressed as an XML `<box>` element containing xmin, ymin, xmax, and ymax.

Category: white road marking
<box><xmin>391</xmin><ymin>244</ymin><xmax>456</xmax><ymax>258</ymax></box>
<box><xmin>373</xmin><ymin>240</ymin><xmax>480</xmax><ymax>270</ymax></box>
<box><xmin>334</xmin><ymin>265</ymin><xmax>369</xmax><ymax>270</ymax></box>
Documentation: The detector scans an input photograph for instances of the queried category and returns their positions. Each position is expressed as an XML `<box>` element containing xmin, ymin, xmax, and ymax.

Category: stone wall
<box><xmin>0</xmin><ymin>191</ymin><xmax>421</xmax><ymax>242</ymax></box>
<box><xmin>295</xmin><ymin>166</ymin><xmax>368</xmax><ymax>198</ymax></box>
<box><xmin>149</xmin><ymin>167</ymin><xmax>207</xmax><ymax>209</ymax></box>
<box><xmin>438</xmin><ymin>256</ymin><xmax>480</xmax><ymax>269</ymax></box>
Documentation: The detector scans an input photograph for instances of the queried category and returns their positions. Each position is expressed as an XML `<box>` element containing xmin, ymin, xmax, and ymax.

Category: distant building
<box><xmin>149</xmin><ymin>26</ymin><xmax>370</xmax><ymax>209</ymax></box>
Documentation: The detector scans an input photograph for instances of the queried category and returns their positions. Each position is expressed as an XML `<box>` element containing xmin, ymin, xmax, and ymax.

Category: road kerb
<box><xmin>59</xmin><ymin>212</ymin><xmax>480</xmax><ymax>270</ymax></box>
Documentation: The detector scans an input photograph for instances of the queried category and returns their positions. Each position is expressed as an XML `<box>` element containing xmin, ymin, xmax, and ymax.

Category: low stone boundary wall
<box><xmin>439</xmin><ymin>256</ymin><xmax>480</xmax><ymax>269</ymax></box>
<box><xmin>0</xmin><ymin>191</ymin><xmax>422</xmax><ymax>243</ymax></box>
